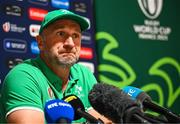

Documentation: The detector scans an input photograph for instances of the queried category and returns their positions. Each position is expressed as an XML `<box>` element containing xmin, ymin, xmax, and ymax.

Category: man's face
<box><xmin>39</xmin><ymin>19</ymin><xmax>82</xmax><ymax>67</ymax></box>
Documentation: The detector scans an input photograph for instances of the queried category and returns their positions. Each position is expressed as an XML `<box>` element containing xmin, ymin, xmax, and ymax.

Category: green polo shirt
<box><xmin>0</xmin><ymin>56</ymin><xmax>97</xmax><ymax>123</ymax></box>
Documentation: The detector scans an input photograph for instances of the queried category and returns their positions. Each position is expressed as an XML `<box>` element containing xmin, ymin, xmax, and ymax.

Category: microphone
<box><xmin>62</xmin><ymin>94</ymin><xmax>103</xmax><ymax>124</ymax></box>
<box><xmin>44</xmin><ymin>99</ymin><xmax>74</xmax><ymax>123</ymax></box>
<box><xmin>123</xmin><ymin>86</ymin><xmax>180</xmax><ymax>123</ymax></box>
<box><xmin>88</xmin><ymin>83</ymin><xmax>151</xmax><ymax>123</ymax></box>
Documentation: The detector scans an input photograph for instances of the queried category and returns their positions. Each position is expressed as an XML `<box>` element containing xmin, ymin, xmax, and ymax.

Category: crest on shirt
<box><xmin>74</xmin><ymin>85</ymin><xmax>84</xmax><ymax>98</ymax></box>
<box><xmin>47</xmin><ymin>87</ymin><xmax>54</xmax><ymax>98</ymax></box>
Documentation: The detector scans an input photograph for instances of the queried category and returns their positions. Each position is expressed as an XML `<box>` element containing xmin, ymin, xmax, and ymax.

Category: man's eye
<box><xmin>57</xmin><ymin>31</ymin><xmax>65</xmax><ymax>36</ymax></box>
<box><xmin>72</xmin><ymin>34</ymin><xmax>79</xmax><ymax>39</ymax></box>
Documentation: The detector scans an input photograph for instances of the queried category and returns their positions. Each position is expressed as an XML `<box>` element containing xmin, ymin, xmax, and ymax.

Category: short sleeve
<box><xmin>1</xmin><ymin>64</ymin><xmax>43</xmax><ymax>118</ymax></box>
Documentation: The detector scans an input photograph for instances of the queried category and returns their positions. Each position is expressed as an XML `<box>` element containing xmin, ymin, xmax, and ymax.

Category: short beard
<box><xmin>56</xmin><ymin>56</ymin><xmax>79</xmax><ymax>67</ymax></box>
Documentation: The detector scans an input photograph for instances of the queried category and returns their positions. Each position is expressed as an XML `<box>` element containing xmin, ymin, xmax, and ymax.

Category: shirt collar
<box><xmin>36</xmin><ymin>56</ymin><xmax>61</xmax><ymax>85</ymax></box>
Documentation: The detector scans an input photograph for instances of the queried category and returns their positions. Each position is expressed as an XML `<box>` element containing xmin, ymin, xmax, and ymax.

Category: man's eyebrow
<box><xmin>50</xmin><ymin>25</ymin><xmax>65</xmax><ymax>30</ymax></box>
<box><xmin>48</xmin><ymin>24</ymin><xmax>81</xmax><ymax>33</ymax></box>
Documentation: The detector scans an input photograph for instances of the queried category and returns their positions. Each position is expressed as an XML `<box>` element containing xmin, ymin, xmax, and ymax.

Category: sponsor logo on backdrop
<box><xmin>4</xmin><ymin>4</ymin><xmax>23</xmax><ymax>17</ymax></box>
<box><xmin>29</xmin><ymin>24</ymin><xmax>40</xmax><ymax>37</ymax></box>
<box><xmin>138</xmin><ymin>0</ymin><xmax>163</xmax><ymax>19</ymax></box>
<box><xmin>78</xmin><ymin>61</ymin><xmax>95</xmax><ymax>73</ymax></box>
<box><xmin>31</xmin><ymin>41</ymin><xmax>40</xmax><ymax>54</ymax></box>
<box><xmin>29</xmin><ymin>7</ymin><xmax>48</xmax><ymax>21</ymax></box>
<box><xmin>51</xmin><ymin>0</ymin><xmax>69</xmax><ymax>9</ymax></box>
<box><xmin>28</xmin><ymin>0</ymin><xmax>48</xmax><ymax>6</ymax></box>
<box><xmin>81</xmin><ymin>32</ymin><xmax>92</xmax><ymax>44</ymax></box>
<box><xmin>4</xmin><ymin>38</ymin><xmax>27</xmax><ymax>53</ymax></box>
<box><xmin>2</xmin><ymin>21</ymin><xmax>26</xmax><ymax>33</ymax></box>
<box><xmin>80</xmin><ymin>47</ymin><xmax>93</xmax><ymax>59</ymax></box>
<box><xmin>133</xmin><ymin>0</ymin><xmax>171</xmax><ymax>41</ymax></box>
<box><xmin>2</xmin><ymin>22</ymin><xmax>10</xmax><ymax>32</ymax></box>
<box><xmin>6</xmin><ymin>57</ymin><xmax>23</xmax><ymax>69</ymax></box>
<box><xmin>72</xmin><ymin>1</ymin><xmax>87</xmax><ymax>14</ymax></box>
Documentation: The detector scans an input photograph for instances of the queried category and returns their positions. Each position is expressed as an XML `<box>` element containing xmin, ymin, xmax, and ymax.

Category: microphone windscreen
<box><xmin>88</xmin><ymin>83</ymin><xmax>141</xmax><ymax>123</ymax></box>
<box><xmin>63</xmin><ymin>94</ymin><xmax>85</xmax><ymax>120</ymax></box>
<box><xmin>44</xmin><ymin>99</ymin><xmax>74</xmax><ymax>123</ymax></box>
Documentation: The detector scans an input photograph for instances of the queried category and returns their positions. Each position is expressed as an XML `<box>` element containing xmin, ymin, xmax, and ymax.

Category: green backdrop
<box><xmin>94</xmin><ymin>0</ymin><xmax>180</xmax><ymax>114</ymax></box>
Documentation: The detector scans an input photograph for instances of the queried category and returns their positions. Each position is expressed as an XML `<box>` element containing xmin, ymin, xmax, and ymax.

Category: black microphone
<box><xmin>88</xmin><ymin>83</ymin><xmax>151</xmax><ymax>123</ymax></box>
<box><xmin>123</xmin><ymin>86</ymin><xmax>180</xmax><ymax>123</ymax></box>
<box><xmin>62</xmin><ymin>94</ymin><xmax>103</xmax><ymax>124</ymax></box>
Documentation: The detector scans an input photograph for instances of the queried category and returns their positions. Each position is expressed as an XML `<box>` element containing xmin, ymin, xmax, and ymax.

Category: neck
<box><xmin>40</xmin><ymin>55</ymin><xmax>71</xmax><ymax>85</ymax></box>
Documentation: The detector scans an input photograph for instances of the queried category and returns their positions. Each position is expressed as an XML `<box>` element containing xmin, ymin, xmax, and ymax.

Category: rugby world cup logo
<box><xmin>138</xmin><ymin>0</ymin><xmax>163</xmax><ymax>19</ymax></box>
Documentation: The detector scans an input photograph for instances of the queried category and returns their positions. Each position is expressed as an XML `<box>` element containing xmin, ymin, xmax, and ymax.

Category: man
<box><xmin>0</xmin><ymin>9</ymin><xmax>111</xmax><ymax>123</ymax></box>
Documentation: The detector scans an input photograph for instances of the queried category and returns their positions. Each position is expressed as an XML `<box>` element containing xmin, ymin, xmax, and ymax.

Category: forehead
<box><xmin>44</xmin><ymin>19</ymin><xmax>81</xmax><ymax>32</ymax></box>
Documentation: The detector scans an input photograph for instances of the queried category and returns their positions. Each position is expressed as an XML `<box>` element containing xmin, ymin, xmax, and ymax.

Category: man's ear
<box><xmin>36</xmin><ymin>35</ymin><xmax>44</xmax><ymax>51</ymax></box>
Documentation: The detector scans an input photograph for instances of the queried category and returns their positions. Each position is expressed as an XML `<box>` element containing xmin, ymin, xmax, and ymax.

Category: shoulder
<box><xmin>6</xmin><ymin>59</ymin><xmax>42</xmax><ymax>79</ymax></box>
<box><xmin>72</xmin><ymin>63</ymin><xmax>93</xmax><ymax>73</ymax></box>
<box><xmin>71</xmin><ymin>63</ymin><xmax>97</xmax><ymax>84</ymax></box>
<box><xmin>3</xmin><ymin>59</ymin><xmax>44</xmax><ymax>89</ymax></box>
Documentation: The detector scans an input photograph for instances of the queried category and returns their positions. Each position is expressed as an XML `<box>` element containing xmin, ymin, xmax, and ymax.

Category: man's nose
<box><xmin>63</xmin><ymin>36</ymin><xmax>75</xmax><ymax>49</ymax></box>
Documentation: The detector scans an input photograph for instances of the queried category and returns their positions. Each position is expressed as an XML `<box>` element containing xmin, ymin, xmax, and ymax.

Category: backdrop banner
<box><xmin>95</xmin><ymin>0</ymin><xmax>180</xmax><ymax>114</ymax></box>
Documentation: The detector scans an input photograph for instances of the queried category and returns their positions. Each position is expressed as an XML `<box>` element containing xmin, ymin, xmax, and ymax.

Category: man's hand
<box><xmin>88</xmin><ymin>108</ymin><xmax>113</xmax><ymax>124</ymax></box>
